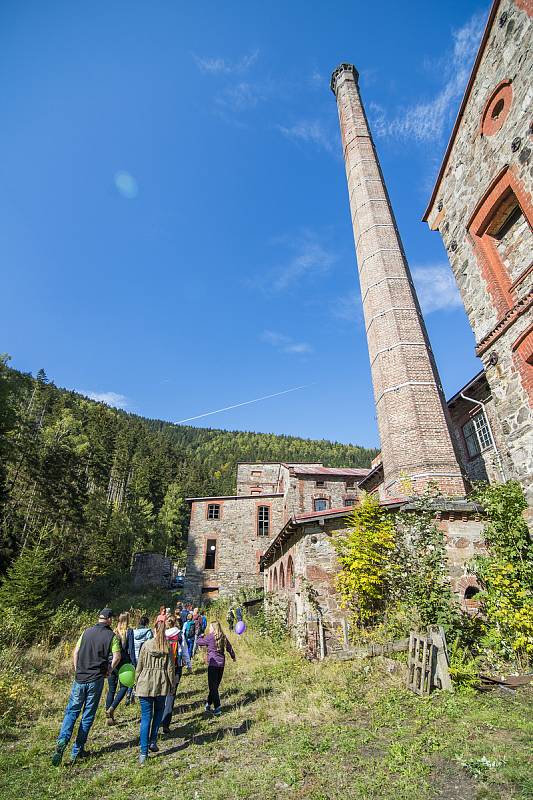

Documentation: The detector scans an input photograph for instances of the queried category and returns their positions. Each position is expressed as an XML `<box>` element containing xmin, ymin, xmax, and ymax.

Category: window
<box><xmin>250</xmin><ymin>487</ymin><xmax>261</xmax><ymax>495</ymax></box>
<box><xmin>279</xmin><ymin>563</ymin><xmax>285</xmax><ymax>589</ymax></box>
<box><xmin>462</xmin><ymin>411</ymin><xmax>494</xmax><ymax>458</ymax></box>
<box><xmin>314</xmin><ymin>498</ymin><xmax>329</xmax><ymax>512</ymax></box>
<box><xmin>257</xmin><ymin>505</ymin><xmax>270</xmax><ymax>536</ymax></box>
<box><xmin>315</xmin><ymin>479</ymin><xmax>325</xmax><ymax>487</ymax></box>
<box><xmin>204</xmin><ymin>539</ymin><xmax>217</xmax><ymax>570</ymax></box>
<box><xmin>343</xmin><ymin>498</ymin><xmax>355</xmax><ymax>507</ymax></box>
<box><xmin>251</xmin><ymin>470</ymin><xmax>262</xmax><ymax>477</ymax></box>
<box><xmin>346</xmin><ymin>480</ymin><xmax>355</xmax><ymax>489</ymax></box>
<box><xmin>207</xmin><ymin>503</ymin><xmax>220</xmax><ymax>520</ymax></box>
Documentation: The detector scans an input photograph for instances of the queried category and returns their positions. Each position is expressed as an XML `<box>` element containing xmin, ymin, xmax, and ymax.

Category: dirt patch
<box><xmin>430</xmin><ymin>756</ymin><xmax>478</xmax><ymax>800</ymax></box>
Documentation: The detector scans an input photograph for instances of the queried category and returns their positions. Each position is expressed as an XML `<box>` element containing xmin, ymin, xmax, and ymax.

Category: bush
<box><xmin>45</xmin><ymin>600</ymin><xmax>94</xmax><ymax>645</ymax></box>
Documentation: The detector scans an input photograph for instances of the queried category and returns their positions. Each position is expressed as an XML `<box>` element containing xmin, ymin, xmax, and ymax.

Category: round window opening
<box><xmin>481</xmin><ymin>80</ymin><xmax>513</xmax><ymax>136</ymax></box>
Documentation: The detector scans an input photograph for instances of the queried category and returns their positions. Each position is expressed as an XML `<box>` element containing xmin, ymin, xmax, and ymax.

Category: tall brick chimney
<box><xmin>331</xmin><ymin>63</ymin><xmax>466</xmax><ymax>499</ymax></box>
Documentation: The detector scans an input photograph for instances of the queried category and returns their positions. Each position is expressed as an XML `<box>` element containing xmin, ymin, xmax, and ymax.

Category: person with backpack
<box><xmin>200</xmin><ymin>609</ymin><xmax>208</xmax><ymax>633</ymax></box>
<box><xmin>132</xmin><ymin>615</ymin><xmax>154</xmax><ymax>665</ymax></box>
<box><xmin>196</xmin><ymin>620</ymin><xmax>236</xmax><ymax>717</ymax></box>
<box><xmin>52</xmin><ymin>608</ymin><xmax>121</xmax><ymax>765</ymax></box>
<box><xmin>161</xmin><ymin>615</ymin><xmax>192</xmax><ymax>735</ymax></box>
<box><xmin>105</xmin><ymin>611</ymin><xmax>134</xmax><ymax>725</ymax></box>
<box><xmin>183</xmin><ymin>612</ymin><xmax>195</xmax><ymax>658</ymax></box>
<box><xmin>179</xmin><ymin>604</ymin><xmax>189</xmax><ymax>627</ymax></box>
<box><xmin>235</xmin><ymin>606</ymin><xmax>243</xmax><ymax>623</ymax></box>
<box><xmin>135</xmin><ymin>621</ymin><xmax>175</xmax><ymax>766</ymax></box>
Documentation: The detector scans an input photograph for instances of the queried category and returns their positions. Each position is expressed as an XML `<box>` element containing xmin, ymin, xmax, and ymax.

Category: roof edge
<box><xmin>423</xmin><ymin>0</ymin><xmax>501</xmax><ymax>222</ymax></box>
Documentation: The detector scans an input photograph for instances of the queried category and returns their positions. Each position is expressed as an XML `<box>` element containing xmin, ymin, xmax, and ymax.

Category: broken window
<box><xmin>343</xmin><ymin>498</ymin><xmax>355</xmax><ymax>507</ymax></box>
<box><xmin>204</xmin><ymin>539</ymin><xmax>217</xmax><ymax>569</ymax></box>
<box><xmin>207</xmin><ymin>503</ymin><xmax>220</xmax><ymax>520</ymax></box>
<box><xmin>315</xmin><ymin>479</ymin><xmax>326</xmax><ymax>487</ymax></box>
<box><xmin>257</xmin><ymin>505</ymin><xmax>270</xmax><ymax>536</ymax></box>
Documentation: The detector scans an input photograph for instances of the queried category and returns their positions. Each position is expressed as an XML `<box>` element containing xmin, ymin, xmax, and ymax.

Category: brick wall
<box><xmin>331</xmin><ymin>64</ymin><xmax>466</xmax><ymax>499</ymax></box>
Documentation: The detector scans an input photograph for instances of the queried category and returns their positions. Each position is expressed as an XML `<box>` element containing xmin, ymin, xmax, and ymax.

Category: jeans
<box><xmin>139</xmin><ymin>696</ymin><xmax>165</xmax><ymax>755</ymax></box>
<box><xmin>187</xmin><ymin>638</ymin><xmax>195</xmax><ymax>658</ymax></box>
<box><xmin>161</xmin><ymin>667</ymin><xmax>182</xmax><ymax>729</ymax></box>
<box><xmin>106</xmin><ymin>670</ymin><xmax>129</xmax><ymax>711</ymax></box>
<box><xmin>207</xmin><ymin>665</ymin><xmax>224</xmax><ymax>709</ymax></box>
<box><xmin>57</xmin><ymin>677</ymin><xmax>104</xmax><ymax>757</ymax></box>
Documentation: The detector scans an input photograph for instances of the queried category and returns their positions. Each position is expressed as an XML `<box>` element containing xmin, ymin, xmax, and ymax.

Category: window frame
<box><xmin>206</xmin><ymin>503</ymin><xmax>221</xmax><ymax>521</ymax></box>
<box><xmin>204</xmin><ymin>538</ymin><xmax>218</xmax><ymax>570</ymax></box>
<box><xmin>313</xmin><ymin>498</ymin><xmax>330</xmax><ymax>512</ymax></box>
<box><xmin>257</xmin><ymin>504</ymin><xmax>271</xmax><ymax>537</ymax></box>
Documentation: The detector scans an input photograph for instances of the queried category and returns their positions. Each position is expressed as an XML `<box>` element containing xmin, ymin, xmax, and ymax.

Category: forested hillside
<box><xmin>0</xmin><ymin>357</ymin><xmax>377</xmax><ymax>589</ymax></box>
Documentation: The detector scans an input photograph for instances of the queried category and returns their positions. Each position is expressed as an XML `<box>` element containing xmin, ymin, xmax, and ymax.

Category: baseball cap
<box><xmin>98</xmin><ymin>608</ymin><xmax>114</xmax><ymax>620</ymax></box>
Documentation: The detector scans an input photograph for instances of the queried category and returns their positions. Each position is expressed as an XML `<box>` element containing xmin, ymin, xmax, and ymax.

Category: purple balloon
<box><xmin>235</xmin><ymin>621</ymin><xmax>246</xmax><ymax>635</ymax></box>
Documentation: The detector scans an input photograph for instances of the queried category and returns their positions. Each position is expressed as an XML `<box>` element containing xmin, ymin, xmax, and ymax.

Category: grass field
<box><xmin>1</xmin><ymin>621</ymin><xmax>532</xmax><ymax>800</ymax></box>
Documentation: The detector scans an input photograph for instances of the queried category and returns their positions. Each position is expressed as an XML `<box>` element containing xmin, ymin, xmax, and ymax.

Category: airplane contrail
<box><xmin>176</xmin><ymin>384</ymin><xmax>309</xmax><ymax>424</ymax></box>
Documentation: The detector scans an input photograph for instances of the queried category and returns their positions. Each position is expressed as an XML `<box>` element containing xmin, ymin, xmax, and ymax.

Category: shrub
<box><xmin>472</xmin><ymin>482</ymin><xmax>533</xmax><ymax>668</ymax></box>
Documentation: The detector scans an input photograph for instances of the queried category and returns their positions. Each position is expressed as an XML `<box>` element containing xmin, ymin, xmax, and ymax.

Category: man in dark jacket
<box><xmin>52</xmin><ymin>608</ymin><xmax>121</xmax><ymax>765</ymax></box>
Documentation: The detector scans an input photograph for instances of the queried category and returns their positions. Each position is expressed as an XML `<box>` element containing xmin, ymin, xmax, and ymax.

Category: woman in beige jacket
<box><xmin>135</xmin><ymin>622</ymin><xmax>175</xmax><ymax>765</ymax></box>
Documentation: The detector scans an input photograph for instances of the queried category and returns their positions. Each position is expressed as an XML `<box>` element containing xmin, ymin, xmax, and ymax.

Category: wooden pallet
<box><xmin>406</xmin><ymin>626</ymin><xmax>452</xmax><ymax>695</ymax></box>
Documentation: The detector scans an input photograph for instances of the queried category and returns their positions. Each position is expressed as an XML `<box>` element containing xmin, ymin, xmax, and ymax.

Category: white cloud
<box><xmin>276</xmin><ymin>120</ymin><xmax>336</xmax><ymax>153</ymax></box>
<box><xmin>369</xmin><ymin>12</ymin><xmax>485</xmax><ymax>143</ymax></box>
<box><xmin>411</xmin><ymin>264</ymin><xmax>463</xmax><ymax>314</ymax></box>
<box><xmin>82</xmin><ymin>391</ymin><xmax>129</xmax><ymax>409</ymax></box>
<box><xmin>330</xmin><ymin>294</ymin><xmax>363</xmax><ymax>324</ymax></box>
<box><xmin>268</xmin><ymin>231</ymin><xmax>337</xmax><ymax>291</ymax></box>
<box><xmin>261</xmin><ymin>330</ymin><xmax>313</xmax><ymax>355</ymax></box>
<box><xmin>217</xmin><ymin>82</ymin><xmax>261</xmax><ymax>112</ymax></box>
<box><xmin>114</xmin><ymin>171</ymin><xmax>138</xmax><ymax>199</ymax></box>
<box><xmin>194</xmin><ymin>49</ymin><xmax>259</xmax><ymax>75</ymax></box>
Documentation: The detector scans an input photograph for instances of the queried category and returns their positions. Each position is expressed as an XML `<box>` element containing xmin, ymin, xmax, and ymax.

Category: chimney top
<box><xmin>330</xmin><ymin>63</ymin><xmax>359</xmax><ymax>95</ymax></box>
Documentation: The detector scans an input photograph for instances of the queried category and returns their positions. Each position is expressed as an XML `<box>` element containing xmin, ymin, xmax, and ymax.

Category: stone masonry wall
<box><xmin>185</xmin><ymin>494</ymin><xmax>284</xmax><ymax>601</ymax></box>
<box><xmin>236</xmin><ymin>463</ymin><xmax>285</xmax><ymax>495</ymax></box>
<box><xmin>426</xmin><ymin>1</ymin><xmax>532</xmax><ymax>510</ymax></box>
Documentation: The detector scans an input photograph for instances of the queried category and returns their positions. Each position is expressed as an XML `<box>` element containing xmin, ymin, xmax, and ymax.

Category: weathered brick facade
<box><xmin>330</xmin><ymin>64</ymin><xmax>467</xmax><ymax>500</ymax></box>
<box><xmin>262</xmin><ymin>504</ymin><xmax>485</xmax><ymax>657</ymax></box>
<box><xmin>185</xmin><ymin>462</ymin><xmax>369</xmax><ymax>601</ymax></box>
<box><xmin>424</xmin><ymin>0</ymin><xmax>533</xmax><ymax>511</ymax></box>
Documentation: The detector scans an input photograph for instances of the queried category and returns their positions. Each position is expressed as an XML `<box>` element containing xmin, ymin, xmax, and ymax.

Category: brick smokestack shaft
<box><xmin>331</xmin><ymin>64</ymin><xmax>466</xmax><ymax>498</ymax></box>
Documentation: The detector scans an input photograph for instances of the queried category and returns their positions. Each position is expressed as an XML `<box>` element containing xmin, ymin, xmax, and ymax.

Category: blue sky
<box><xmin>0</xmin><ymin>1</ymin><xmax>489</xmax><ymax>448</ymax></box>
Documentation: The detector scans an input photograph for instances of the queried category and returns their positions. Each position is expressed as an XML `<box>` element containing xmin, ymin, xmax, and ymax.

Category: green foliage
<box><xmin>0</xmin><ymin>544</ymin><xmax>56</xmax><ymax>641</ymax></box>
<box><xmin>448</xmin><ymin>636</ymin><xmax>481</xmax><ymax>693</ymax></box>
<box><xmin>391</xmin><ymin>494</ymin><xmax>458</xmax><ymax>630</ymax></box>
<box><xmin>0</xmin><ymin>360</ymin><xmax>377</xmax><ymax>595</ymax></box>
<box><xmin>471</xmin><ymin>482</ymin><xmax>533</xmax><ymax>668</ymax></box>
<box><xmin>255</xmin><ymin>594</ymin><xmax>290</xmax><ymax>643</ymax></box>
<box><xmin>333</xmin><ymin>493</ymin><xmax>396</xmax><ymax>626</ymax></box>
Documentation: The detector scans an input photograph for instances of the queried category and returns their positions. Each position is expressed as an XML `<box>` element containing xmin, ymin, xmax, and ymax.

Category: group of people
<box><xmin>52</xmin><ymin>603</ymin><xmax>237</xmax><ymax>767</ymax></box>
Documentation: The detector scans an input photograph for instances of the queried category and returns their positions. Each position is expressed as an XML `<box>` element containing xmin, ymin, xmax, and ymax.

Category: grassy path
<box><xmin>1</xmin><ymin>629</ymin><xmax>532</xmax><ymax>800</ymax></box>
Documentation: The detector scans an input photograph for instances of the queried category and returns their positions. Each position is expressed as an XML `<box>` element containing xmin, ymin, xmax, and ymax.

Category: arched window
<box><xmin>268</xmin><ymin>570</ymin><xmax>272</xmax><ymax>591</ymax></box>
<box><xmin>273</xmin><ymin>567</ymin><xmax>278</xmax><ymax>590</ymax></box>
<box><xmin>279</xmin><ymin>562</ymin><xmax>285</xmax><ymax>589</ymax></box>
<box><xmin>287</xmin><ymin>556</ymin><xmax>295</xmax><ymax>589</ymax></box>
<box><xmin>464</xmin><ymin>585</ymin><xmax>480</xmax><ymax>600</ymax></box>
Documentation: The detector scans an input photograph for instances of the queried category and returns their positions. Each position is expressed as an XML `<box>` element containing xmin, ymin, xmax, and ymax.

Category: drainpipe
<box><xmin>460</xmin><ymin>392</ymin><xmax>506</xmax><ymax>482</ymax></box>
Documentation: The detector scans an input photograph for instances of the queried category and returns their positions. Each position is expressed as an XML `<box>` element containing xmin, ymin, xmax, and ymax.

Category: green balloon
<box><xmin>118</xmin><ymin>664</ymin><xmax>135</xmax><ymax>687</ymax></box>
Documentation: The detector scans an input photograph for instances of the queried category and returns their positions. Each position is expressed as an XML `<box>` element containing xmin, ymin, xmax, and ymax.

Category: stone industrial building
<box><xmin>424</xmin><ymin>0</ymin><xmax>532</xmax><ymax>509</ymax></box>
<box><xmin>184</xmin><ymin>462</ymin><xmax>369</xmax><ymax>601</ymax></box>
<box><xmin>259</xmin><ymin>0</ymin><xmax>532</xmax><ymax>655</ymax></box>
<box><xmin>185</xmin><ymin>0</ymin><xmax>531</xmax><ymax>651</ymax></box>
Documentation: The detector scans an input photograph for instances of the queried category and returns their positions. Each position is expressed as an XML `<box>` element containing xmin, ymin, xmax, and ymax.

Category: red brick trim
<box><xmin>476</xmin><ymin>292</ymin><xmax>533</xmax><ymax>355</ymax></box>
<box><xmin>480</xmin><ymin>79</ymin><xmax>513</xmax><ymax>136</ymax></box>
<box><xmin>514</xmin><ymin>0</ymin><xmax>533</xmax><ymax>16</ymax></box>
<box><xmin>468</xmin><ymin>166</ymin><xmax>533</xmax><ymax>317</ymax></box>
<box><xmin>512</xmin><ymin>322</ymin><xmax>533</xmax><ymax>361</ymax></box>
